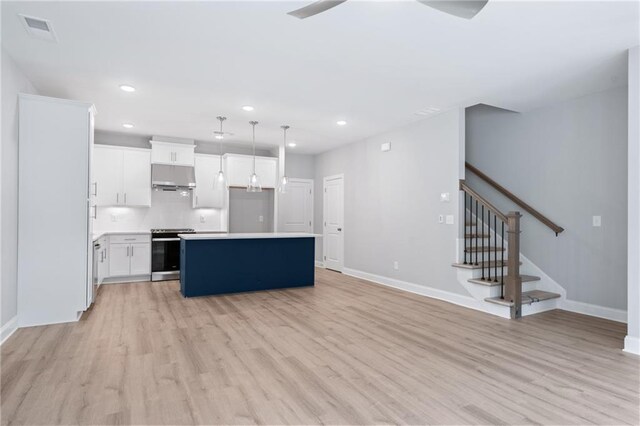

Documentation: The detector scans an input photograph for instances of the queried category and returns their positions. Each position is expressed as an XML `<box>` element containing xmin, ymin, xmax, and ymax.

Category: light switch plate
<box><xmin>440</xmin><ymin>192</ymin><xmax>450</xmax><ymax>202</ymax></box>
<box><xmin>200</xmin><ymin>215</ymin><xmax>206</xmax><ymax>223</ymax></box>
<box><xmin>593</xmin><ymin>215</ymin><xmax>601</xmax><ymax>227</ymax></box>
<box><xmin>110</xmin><ymin>214</ymin><xmax>117</xmax><ymax>222</ymax></box>
<box><xmin>258</xmin><ymin>215</ymin><xmax>264</xmax><ymax>223</ymax></box>
<box><xmin>381</xmin><ymin>142</ymin><xmax>391</xmax><ymax>152</ymax></box>
<box><xmin>446</xmin><ymin>215</ymin><xmax>454</xmax><ymax>225</ymax></box>
<box><xmin>393</xmin><ymin>261</ymin><xmax>399</xmax><ymax>270</ymax></box>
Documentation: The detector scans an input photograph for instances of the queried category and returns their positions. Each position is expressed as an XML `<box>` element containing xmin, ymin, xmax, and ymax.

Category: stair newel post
<box><xmin>505</xmin><ymin>211</ymin><xmax>523</xmax><ymax>319</ymax></box>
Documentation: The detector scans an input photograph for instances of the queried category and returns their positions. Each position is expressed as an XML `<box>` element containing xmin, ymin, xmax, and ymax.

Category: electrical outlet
<box><xmin>200</xmin><ymin>215</ymin><xmax>206</xmax><ymax>223</ymax></box>
<box><xmin>438</xmin><ymin>215</ymin><xmax>444</xmax><ymax>224</ymax></box>
<box><xmin>446</xmin><ymin>215</ymin><xmax>454</xmax><ymax>225</ymax></box>
<box><xmin>110</xmin><ymin>214</ymin><xmax>117</xmax><ymax>222</ymax></box>
<box><xmin>393</xmin><ymin>261</ymin><xmax>399</xmax><ymax>270</ymax></box>
<box><xmin>593</xmin><ymin>215</ymin><xmax>601</xmax><ymax>227</ymax></box>
<box><xmin>381</xmin><ymin>142</ymin><xmax>391</xmax><ymax>152</ymax></box>
<box><xmin>258</xmin><ymin>215</ymin><xmax>264</xmax><ymax>223</ymax></box>
<box><xmin>440</xmin><ymin>192</ymin><xmax>450</xmax><ymax>202</ymax></box>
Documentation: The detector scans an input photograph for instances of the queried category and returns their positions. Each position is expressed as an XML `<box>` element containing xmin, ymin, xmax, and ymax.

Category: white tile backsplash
<box><xmin>93</xmin><ymin>190</ymin><xmax>225</xmax><ymax>233</ymax></box>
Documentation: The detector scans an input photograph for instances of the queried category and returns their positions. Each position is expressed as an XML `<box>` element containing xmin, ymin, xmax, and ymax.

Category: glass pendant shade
<box><xmin>278</xmin><ymin>175</ymin><xmax>288</xmax><ymax>193</ymax></box>
<box><xmin>247</xmin><ymin>172</ymin><xmax>262</xmax><ymax>192</ymax></box>
<box><xmin>247</xmin><ymin>121</ymin><xmax>262</xmax><ymax>192</ymax></box>
<box><xmin>214</xmin><ymin>170</ymin><xmax>226</xmax><ymax>189</ymax></box>
<box><xmin>214</xmin><ymin>116</ymin><xmax>227</xmax><ymax>190</ymax></box>
<box><xmin>278</xmin><ymin>125</ymin><xmax>290</xmax><ymax>194</ymax></box>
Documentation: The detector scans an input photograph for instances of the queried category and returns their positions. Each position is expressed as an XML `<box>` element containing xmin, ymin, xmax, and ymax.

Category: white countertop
<box><xmin>93</xmin><ymin>230</ymin><xmax>151</xmax><ymax>241</ymax></box>
<box><xmin>179</xmin><ymin>232</ymin><xmax>322</xmax><ymax>240</ymax></box>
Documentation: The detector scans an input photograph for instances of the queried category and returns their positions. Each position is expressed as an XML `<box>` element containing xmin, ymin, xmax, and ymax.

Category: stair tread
<box><xmin>452</xmin><ymin>260</ymin><xmax>522</xmax><ymax>270</ymax></box>
<box><xmin>464</xmin><ymin>246</ymin><xmax>505</xmax><ymax>253</ymax></box>
<box><xmin>467</xmin><ymin>275</ymin><xmax>540</xmax><ymax>286</ymax></box>
<box><xmin>484</xmin><ymin>290</ymin><xmax>561</xmax><ymax>306</ymax></box>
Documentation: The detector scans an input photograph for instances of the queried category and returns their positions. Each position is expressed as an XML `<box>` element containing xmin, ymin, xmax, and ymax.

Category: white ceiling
<box><xmin>2</xmin><ymin>1</ymin><xmax>638</xmax><ymax>154</ymax></box>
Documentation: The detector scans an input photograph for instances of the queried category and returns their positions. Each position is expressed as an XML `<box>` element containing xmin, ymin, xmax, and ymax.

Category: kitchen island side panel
<box><xmin>180</xmin><ymin>237</ymin><xmax>315</xmax><ymax>297</ymax></box>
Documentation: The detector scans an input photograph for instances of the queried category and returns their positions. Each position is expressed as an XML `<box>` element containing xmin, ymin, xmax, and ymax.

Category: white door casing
<box><xmin>323</xmin><ymin>174</ymin><xmax>344</xmax><ymax>272</ymax></box>
<box><xmin>280</xmin><ymin>179</ymin><xmax>313</xmax><ymax>233</ymax></box>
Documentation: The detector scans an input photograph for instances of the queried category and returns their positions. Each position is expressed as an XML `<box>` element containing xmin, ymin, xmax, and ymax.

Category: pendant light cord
<box><xmin>250</xmin><ymin>121</ymin><xmax>258</xmax><ymax>174</ymax></box>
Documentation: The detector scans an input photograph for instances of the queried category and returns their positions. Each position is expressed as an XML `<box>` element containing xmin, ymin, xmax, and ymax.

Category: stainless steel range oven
<box><xmin>151</xmin><ymin>228</ymin><xmax>195</xmax><ymax>281</ymax></box>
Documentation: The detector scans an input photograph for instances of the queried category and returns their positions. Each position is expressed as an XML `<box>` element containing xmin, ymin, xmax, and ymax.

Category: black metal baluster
<box><xmin>494</xmin><ymin>214</ymin><xmax>498</xmax><ymax>282</ymax></box>
<box><xmin>464</xmin><ymin>192</ymin><xmax>468</xmax><ymax>264</ymax></box>
<box><xmin>481</xmin><ymin>205</ymin><xmax>485</xmax><ymax>280</ymax></box>
<box><xmin>475</xmin><ymin>200</ymin><xmax>478</xmax><ymax>265</ymax></box>
<box><xmin>487</xmin><ymin>210</ymin><xmax>491</xmax><ymax>282</ymax></box>
<box><xmin>501</xmin><ymin>221</ymin><xmax>505</xmax><ymax>299</ymax></box>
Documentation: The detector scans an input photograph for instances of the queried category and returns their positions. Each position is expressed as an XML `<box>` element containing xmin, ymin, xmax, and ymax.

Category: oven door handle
<box><xmin>152</xmin><ymin>237</ymin><xmax>181</xmax><ymax>242</ymax></box>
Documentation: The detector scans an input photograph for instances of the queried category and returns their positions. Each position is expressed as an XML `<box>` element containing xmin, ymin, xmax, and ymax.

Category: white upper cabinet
<box><xmin>193</xmin><ymin>154</ymin><xmax>224</xmax><ymax>208</ymax></box>
<box><xmin>224</xmin><ymin>154</ymin><xmax>278</xmax><ymax>189</ymax></box>
<box><xmin>122</xmin><ymin>149</ymin><xmax>151</xmax><ymax>206</ymax></box>
<box><xmin>150</xmin><ymin>141</ymin><xmax>195</xmax><ymax>166</ymax></box>
<box><xmin>93</xmin><ymin>145</ymin><xmax>151</xmax><ymax>206</ymax></box>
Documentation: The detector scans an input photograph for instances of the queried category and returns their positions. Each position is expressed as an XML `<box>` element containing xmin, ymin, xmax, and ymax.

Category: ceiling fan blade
<box><xmin>416</xmin><ymin>0</ymin><xmax>488</xmax><ymax>19</ymax></box>
<box><xmin>287</xmin><ymin>0</ymin><xmax>348</xmax><ymax>19</ymax></box>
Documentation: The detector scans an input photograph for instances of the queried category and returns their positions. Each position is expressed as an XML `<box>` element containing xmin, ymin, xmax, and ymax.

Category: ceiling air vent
<box><xmin>414</xmin><ymin>107</ymin><xmax>441</xmax><ymax>117</ymax></box>
<box><xmin>19</xmin><ymin>14</ymin><xmax>57</xmax><ymax>41</ymax></box>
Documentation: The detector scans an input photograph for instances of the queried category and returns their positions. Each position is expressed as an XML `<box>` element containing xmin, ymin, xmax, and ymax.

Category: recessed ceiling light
<box><xmin>122</xmin><ymin>123</ymin><xmax>134</xmax><ymax>129</ymax></box>
<box><xmin>119</xmin><ymin>85</ymin><xmax>136</xmax><ymax>93</ymax></box>
<box><xmin>336</xmin><ymin>120</ymin><xmax>347</xmax><ymax>126</ymax></box>
<box><xmin>288</xmin><ymin>142</ymin><xmax>297</xmax><ymax>148</ymax></box>
<box><xmin>242</xmin><ymin>105</ymin><xmax>254</xmax><ymax>112</ymax></box>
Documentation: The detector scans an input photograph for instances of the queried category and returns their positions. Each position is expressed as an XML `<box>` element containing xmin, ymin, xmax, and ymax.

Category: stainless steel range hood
<box><xmin>151</xmin><ymin>164</ymin><xmax>196</xmax><ymax>190</ymax></box>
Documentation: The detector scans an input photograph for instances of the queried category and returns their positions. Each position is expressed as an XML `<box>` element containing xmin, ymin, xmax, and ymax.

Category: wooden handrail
<box><xmin>465</xmin><ymin>162</ymin><xmax>564</xmax><ymax>236</ymax></box>
<box><xmin>459</xmin><ymin>180</ymin><xmax>508</xmax><ymax>223</ymax></box>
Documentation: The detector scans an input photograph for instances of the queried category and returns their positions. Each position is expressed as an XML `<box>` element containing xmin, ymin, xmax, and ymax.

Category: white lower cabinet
<box><xmin>129</xmin><ymin>243</ymin><xmax>151</xmax><ymax>275</ymax></box>
<box><xmin>107</xmin><ymin>234</ymin><xmax>151</xmax><ymax>278</ymax></box>
<box><xmin>97</xmin><ymin>236</ymin><xmax>108</xmax><ymax>285</ymax></box>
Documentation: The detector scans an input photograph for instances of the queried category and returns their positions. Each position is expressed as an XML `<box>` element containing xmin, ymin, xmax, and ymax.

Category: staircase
<box><xmin>452</xmin><ymin>164</ymin><xmax>564</xmax><ymax>319</ymax></box>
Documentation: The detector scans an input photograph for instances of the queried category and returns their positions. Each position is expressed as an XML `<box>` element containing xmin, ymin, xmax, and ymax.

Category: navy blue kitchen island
<box><xmin>179</xmin><ymin>233</ymin><xmax>320</xmax><ymax>297</ymax></box>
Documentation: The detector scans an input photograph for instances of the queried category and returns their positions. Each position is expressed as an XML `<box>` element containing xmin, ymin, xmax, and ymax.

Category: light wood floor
<box><xmin>1</xmin><ymin>268</ymin><xmax>638</xmax><ymax>425</ymax></box>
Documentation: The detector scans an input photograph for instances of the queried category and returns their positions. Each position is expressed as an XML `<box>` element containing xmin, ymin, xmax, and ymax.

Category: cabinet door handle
<box><xmin>131</xmin><ymin>246</ymin><xmax>134</xmax><ymax>257</ymax></box>
<box><xmin>92</xmin><ymin>182</ymin><xmax>98</xmax><ymax>197</ymax></box>
<box><xmin>117</xmin><ymin>193</ymin><xmax>119</xmax><ymax>204</ymax></box>
<box><xmin>91</xmin><ymin>205</ymin><xmax>97</xmax><ymax>219</ymax></box>
<box><xmin>124</xmin><ymin>193</ymin><xmax>127</xmax><ymax>204</ymax></box>
<box><xmin>126</xmin><ymin>246</ymin><xmax>129</xmax><ymax>257</ymax></box>
<box><xmin>196</xmin><ymin>195</ymin><xmax>198</xmax><ymax>205</ymax></box>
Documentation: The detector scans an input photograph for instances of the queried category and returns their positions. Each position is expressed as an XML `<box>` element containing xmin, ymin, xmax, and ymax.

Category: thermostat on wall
<box><xmin>381</xmin><ymin>142</ymin><xmax>391</xmax><ymax>152</ymax></box>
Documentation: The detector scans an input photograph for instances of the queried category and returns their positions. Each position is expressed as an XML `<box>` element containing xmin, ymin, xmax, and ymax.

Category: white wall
<box><xmin>285</xmin><ymin>153</ymin><xmax>315</xmax><ymax>180</ymax></box>
<box><xmin>626</xmin><ymin>46</ymin><xmax>640</xmax><ymax>355</ymax></box>
<box><xmin>314</xmin><ymin>109</ymin><xmax>466</xmax><ymax>294</ymax></box>
<box><xmin>466</xmin><ymin>87</ymin><xmax>628</xmax><ymax>311</ymax></box>
<box><xmin>1</xmin><ymin>48</ymin><xmax>38</xmax><ymax>333</ymax></box>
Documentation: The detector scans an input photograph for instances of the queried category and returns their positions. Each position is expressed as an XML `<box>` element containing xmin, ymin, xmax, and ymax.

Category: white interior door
<box><xmin>323</xmin><ymin>174</ymin><xmax>344</xmax><ymax>272</ymax></box>
<box><xmin>280</xmin><ymin>179</ymin><xmax>313</xmax><ymax>233</ymax></box>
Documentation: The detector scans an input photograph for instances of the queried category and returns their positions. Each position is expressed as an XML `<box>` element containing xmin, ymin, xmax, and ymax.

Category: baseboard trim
<box><xmin>560</xmin><ymin>299</ymin><xmax>627</xmax><ymax>323</ymax></box>
<box><xmin>101</xmin><ymin>275</ymin><xmax>151</xmax><ymax>284</ymax></box>
<box><xmin>315</xmin><ymin>261</ymin><xmax>325</xmax><ymax>268</ymax></box>
<box><xmin>342</xmin><ymin>268</ymin><xmax>509</xmax><ymax>318</ymax></box>
<box><xmin>623</xmin><ymin>336</ymin><xmax>640</xmax><ymax>355</ymax></box>
<box><xmin>0</xmin><ymin>316</ymin><xmax>18</xmax><ymax>346</ymax></box>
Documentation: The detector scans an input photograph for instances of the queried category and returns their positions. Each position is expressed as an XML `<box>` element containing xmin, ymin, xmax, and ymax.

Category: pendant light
<box><xmin>247</xmin><ymin>121</ymin><xmax>262</xmax><ymax>192</ymax></box>
<box><xmin>278</xmin><ymin>125</ymin><xmax>290</xmax><ymax>193</ymax></box>
<box><xmin>214</xmin><ymin>116</ymin><xmax>227</xmax><ymax>189</ymax></box>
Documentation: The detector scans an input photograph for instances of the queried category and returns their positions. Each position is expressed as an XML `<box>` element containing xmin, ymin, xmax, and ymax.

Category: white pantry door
<box><xmin>323</xmin><ymin>174</ymin><xmax>344</xmax><ymax>272</ymax></box>
<box><xmin>280</xmin><ymin>179</ymin><xmax>313</xmax><ymax>233</ymax></box>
